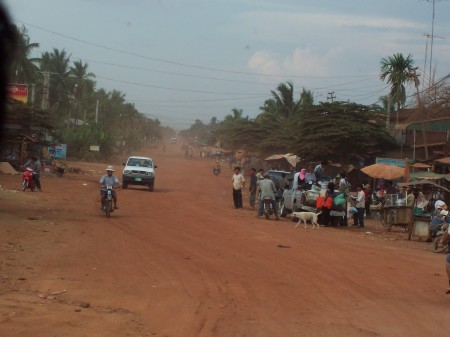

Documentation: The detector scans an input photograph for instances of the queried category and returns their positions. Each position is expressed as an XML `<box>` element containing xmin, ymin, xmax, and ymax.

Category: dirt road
<box><xmin>0</xmin><ymin>143</ymin><xmax>448</xmax><ymax>337</ymax></box>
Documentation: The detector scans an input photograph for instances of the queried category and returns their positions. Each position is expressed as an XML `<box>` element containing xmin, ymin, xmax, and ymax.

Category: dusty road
<box><xmin>0</xmin><ymin>143</ymin><xmax>448</xmax><ymax>337</ymax></box>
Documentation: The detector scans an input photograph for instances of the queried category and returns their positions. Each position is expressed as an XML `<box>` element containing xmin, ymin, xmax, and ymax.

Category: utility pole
<box><xmin>41</xmin><ymin>71</ymin><xmax>50</xmax><ymax>110</ymax></box>
<box><xmin>410</xmin><ymin>67</ymin><xmax>429</xmax><ymax>160</ymax></box>
<box><xmin>95</xmin><ymin>99</ymin><xmax>99</xmax><ymax>124</ymax></box>
<box><xmin>327</xmin><ymin>92</ymin><xmax>336</xmax><ymax>102</ymax></box>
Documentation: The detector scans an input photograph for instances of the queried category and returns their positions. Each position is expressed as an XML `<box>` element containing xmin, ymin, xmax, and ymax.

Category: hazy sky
<box><xmin>4</xmin><ymin>0</ymin><xmax>450</xmax><ymax>129</ymax></box>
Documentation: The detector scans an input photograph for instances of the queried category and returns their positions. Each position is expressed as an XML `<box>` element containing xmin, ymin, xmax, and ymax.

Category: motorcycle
<box><xmin>263</xmin><ymin>198</ymin><xmax>274</xmax><ymax>220</ymax></box>
<box><xmin>22</xmin><ymin>167</ymin><xmax>35</xmax><ymax>192</ymax></box>
<box><xmin>101</xmin><ymin>185</ymin><xmax>114</xmax><ymax>218</ymax></box>
<box><xmin>432</xmin><ymin>222</ymin><xmax>448</xmax><ymax>253</ymax></box>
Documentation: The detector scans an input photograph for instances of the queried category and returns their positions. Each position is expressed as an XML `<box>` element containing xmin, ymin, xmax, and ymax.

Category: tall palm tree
<box><xmin>270</xmin><ymin>81</ymin><xmax>301</xmax><ymax>120</ymax></box>
<box><xmin>40</xmin><ymin>48</ymin><xmax>71</xmax><ymax>114</ymax></box>
<box><xmin>9</xmin><ymin>25</ymin><xmax>40</xmax><ymax>83</ymax></box>
<box><xmin>299</xmin><ymin>88</ymin><xmax>314</xmax><ymax>107</ymax></box>
<box><xmin>70</xmin><ymin>60</ymin><xmax>95</xmax><ymax>124</ymax></box>
<box><xmin>380</xmin><ymin>53</ymin><xmax>415</xmax><ymax>126</ymax></box>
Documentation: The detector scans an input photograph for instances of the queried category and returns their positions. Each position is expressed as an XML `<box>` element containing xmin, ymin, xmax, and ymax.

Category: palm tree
<box><xmin>270</xmin><ymin>81</ymin><xmax>301</xmax><ymax>120</ymax></box>
<box><xmin>70</xmin><ymin>60</ymin><xmax>95</xmax><ymax>124</ymax></box>
<box><xmin>299</xmin><ymin>88</ymin><xmax>314</xmax><ymax>107</ymax></box>
<box><xmin>40</xmin><ymin>48</ymin><xmax>71</xmax><ymax>116</ymax></box>
<box><xmin>380</xmin><ymin>53</ymin><xmax>415</xmax><ymax>126</ymax></box>
<box><xmin>9</xmin><ymin>25</ymin><xmax>40</xmax><ymax>83</ymax></box>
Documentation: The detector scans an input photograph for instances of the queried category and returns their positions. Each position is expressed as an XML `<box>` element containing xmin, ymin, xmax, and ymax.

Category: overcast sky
<box><xmin>4</xmin><ymin>0</ymin><xmax>450</xmax><ymax>129</ymax></box>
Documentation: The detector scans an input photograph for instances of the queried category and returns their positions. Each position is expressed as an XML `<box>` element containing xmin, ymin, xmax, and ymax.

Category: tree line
<box><xmin>181</xmin><ymin>82</ymin><xmax>397</xmax><ymax>164</ymax></box>
<box><xmin>9</xmin><ymin>25</ymin><xmax>173</xmax><ymax>159</ymax></box>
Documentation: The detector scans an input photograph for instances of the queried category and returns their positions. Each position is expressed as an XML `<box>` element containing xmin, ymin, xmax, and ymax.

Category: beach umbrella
<box><xmin>361</xmin><ymin>163</ymin><xmax>404</xmax><ymax>180</ymax></box>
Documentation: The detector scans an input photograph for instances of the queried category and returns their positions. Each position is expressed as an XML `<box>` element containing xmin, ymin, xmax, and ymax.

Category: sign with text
<box><xmin>375</xmin><ymin>157</ymin><xmax>405</xmax><ymax>167</ymax></box>
<box><xmin>48</xmin><ymin>144</ymin><xmax>67</xmax><ymax>159</ymax></box>
<box><xmin>90</xmin><ymin>145</ymin><xmax>100</xmax><ymax>152</ymax></box>
<box><xmin>7</xmin><ymin>83</ymin><xmax>28</xmax><ymax>103</ymax></box>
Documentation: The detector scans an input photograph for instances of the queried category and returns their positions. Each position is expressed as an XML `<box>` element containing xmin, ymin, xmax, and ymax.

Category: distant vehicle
<box><xmin>122</xmin><ymin>156</ymin><xmax>157</xmax><ymax>191</ymax></box>
<box><xmin>171</xmin><ymin>137</ymin><xmax>177</xmax><ymax>144</ymax></box>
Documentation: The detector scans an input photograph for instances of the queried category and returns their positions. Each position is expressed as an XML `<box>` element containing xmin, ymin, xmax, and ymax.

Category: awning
<box><xmin>410</xmin><ymin>171</ymin><xmax>445</xmax><ymax>180</ymax></box>
<box><xmin>264</xmin><ymin>153</ymin><xmax>300</xmax><ymax>168</ymax></box>
<box><xmin>397</xmin><ymin>180</ymin><xmax>450</xmax><ymax>193</ymax></box>
<box><xmin>411</xmin><ymin>163</ymin><xmax>432</xmax><ymax>169</ymax></box>
<box><xmin>436</xmin><ymin>157</ymin><xmax>450</xmax><ymax>164</ymax></box>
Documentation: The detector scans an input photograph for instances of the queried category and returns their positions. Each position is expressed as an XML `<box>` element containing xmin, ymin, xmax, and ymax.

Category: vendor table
<box><xmin>381</xmin><ymin>206</ymin><xmax>412</xmax><ymax>232</ymax></box>
<box><xmin>408</xmin><ymin>214</ymin><xmax>432</xmax><ymax>241</ymax></box>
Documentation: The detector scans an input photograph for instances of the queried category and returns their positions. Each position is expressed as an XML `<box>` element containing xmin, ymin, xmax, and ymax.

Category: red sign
<box><xmin>7</xmin><ymin>83</ymin><xmax>28</xmax><ymax>103</ymax></box>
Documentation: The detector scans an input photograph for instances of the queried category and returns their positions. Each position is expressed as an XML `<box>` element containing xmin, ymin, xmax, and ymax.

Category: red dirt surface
<box><xmin>0</xmin><ymin>143</ymin><xmax>448</xmax><ymax>337</ymax></box>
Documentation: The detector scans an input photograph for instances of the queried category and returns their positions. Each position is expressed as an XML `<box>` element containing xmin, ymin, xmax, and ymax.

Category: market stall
<box><xmin>361</xmin><ymin>163</ymin><xmax>411</xmax><ymax>232</ymax></box>
<box><xmin>397</xmin><ymin>180</ymin><xmax>450</xmax><ymax>240</ymax></box>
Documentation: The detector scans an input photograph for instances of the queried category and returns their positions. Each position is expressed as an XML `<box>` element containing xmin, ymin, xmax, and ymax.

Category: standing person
<box><xmin>353</xmin><ymin>184</ymin><xmax>366</xmax><ymax>228</ymax></box>
<box><xmin>321</xmin><ymin>181</ymin><xmax>334</xmax><ymax>226</ymax></box>
<box><xmin>364</xmin><ymin>184</ymin><xmax>372</xmax><ymax>217</ymax></box>
<box><xmin>232</xmin><ymin>167</ymin><xmax>245</xmax><ymax>209</ymax></box>
<box><xmin>99</xmin><ymin>166</ymin><xmax>121</xmax><ymax>209</ymax></box>
<box><xmin>256</xmin><ymin>173</ymin><xmax>279</xmax><ymax>220</ymax></box>
<box><xmin>248</xmin><ymin>168</ymin><xmax>257</xmax><ymax>209</ymax></box>
<box><xmin>437</xmin><ymin>210</ymin><xmax>450</xmax><ymax>294</ymax></box>
<box><xmin>24</xmin><ymin>156</ymin><xmax>42</xmax><ymax>191</ymax></box>
<box><xmin>314</xmin><ymin>161</ymin><xmax>327</xmax><ymax>182</ymax></box>
<box><xmin>297</xmin><ymin>168</ymin><xmax>307</xmax><ymax>189</ymax></box>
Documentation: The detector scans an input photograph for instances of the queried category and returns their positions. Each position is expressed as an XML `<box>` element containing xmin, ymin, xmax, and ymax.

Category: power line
<box><xmin>19</xmin><ymin>20</ymin><xmax>379</xmax><ymax>79</ymax></box>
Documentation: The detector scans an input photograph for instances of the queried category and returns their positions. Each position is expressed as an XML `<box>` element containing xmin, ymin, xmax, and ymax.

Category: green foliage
<box><xmin>7</xmin><ymin>26</ymin><xmax>167</xmax><ymax>160</ymax></box>
<box><xmin>292</xmin><ymin>102</ymin><xmax>395</xmax><ymax>163</ymax></box>
<box><xmin>55</xmin><ymin>124</ymin><xmax>114</xmax><ymax>159</ymax></box>
<box><xmin>380</xmin><ymin>53</ymin><xmax>415</xmax><ymax>111</ymax></box>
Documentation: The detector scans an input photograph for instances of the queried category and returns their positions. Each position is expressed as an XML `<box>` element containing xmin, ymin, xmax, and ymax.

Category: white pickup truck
<box><xmin>280</xmin><ymin>173</ymin><xmax>346</xmax><ymax>223</ymax></box>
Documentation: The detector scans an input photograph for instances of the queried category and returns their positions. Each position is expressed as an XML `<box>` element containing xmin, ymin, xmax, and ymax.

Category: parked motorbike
<box><xmin>22</xmin><ymin>167</ymin><xmax>35</xmax><ymax>192</ymax></box>
<box><xmin>263</xmin><ymin>198</ymin><xmax>274</xmax><ymax>220</ymax></box>
<box><xmin>101</xmin><ymin>185</ymin><xmax>114</xmax><ymax>218</ymax></box>
<box><xmin>432</xmin><ymin>222</ymin><xmax>448</xmax><ymax>253</ymax></box>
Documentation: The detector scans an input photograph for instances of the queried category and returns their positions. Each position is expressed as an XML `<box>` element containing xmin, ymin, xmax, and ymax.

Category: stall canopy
<box><xmin>264</xmin><ymin>153</ymin><xmax>300</xmax><ymax>168</ymax></box>
<box><xmin>397</xmin><ymin>180</ymin><xmax>450</xmax><ymax>193</ymax></box>
<box><xmin>410</xmin><ymin>171</ymin><xmax>445</xmax><ymax>180</ymax></box>
<box><xmin>411</xmin><ymin>163</ymin><xmax>432</xmax><ymax>169</ymax></box>
<box><xmin>436</xmin><ymin>157</ymin><xmax>450</xmax><ymax>164</ymax></box>
<box><xmin>361</xmin><ymin>163</ymin><xmax>405</xmax><ymax>180</ymax></box>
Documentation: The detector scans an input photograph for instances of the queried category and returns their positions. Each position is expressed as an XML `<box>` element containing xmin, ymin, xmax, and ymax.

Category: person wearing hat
<box><xmin>99</xmin><ymin>166</ymin><xmax>121</xmax><ymax>210</ymax></box>
<box><xmin>437</xmin><ymin>209</ymin><xmax>450</xmax><ymax>294</ymax></box>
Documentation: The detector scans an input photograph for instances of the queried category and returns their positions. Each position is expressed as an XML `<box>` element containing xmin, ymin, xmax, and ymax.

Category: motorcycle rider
<box><xmin>100</xmin><ymin>166</ymin><xmax>121</xmax><ymax>210</ymax></box>
<box><xmin>213</xmin><ymin>159</ymin><xmax>221</xmax><ymax>175</ymax></box>
<box><xmin>257</xmin><ymin>173</ymin><xmax>279</xmax><ymax>220</ymax></box>
<box><xmin>24</xmin><ymin>156</ymin><xmax>42</xmax><ymax>191</ymax></box>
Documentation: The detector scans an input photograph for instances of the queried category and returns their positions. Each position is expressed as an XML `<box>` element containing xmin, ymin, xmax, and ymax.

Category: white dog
<box><xmin>291</xmin><ymin>211</ymin><xmax>322</xmax><ymax>229</ymax></box>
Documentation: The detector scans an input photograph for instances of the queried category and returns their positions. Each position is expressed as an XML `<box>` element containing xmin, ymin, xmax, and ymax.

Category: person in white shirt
<box><xmin>353</xmin><ymin>184</ymin><xmax>366</xmax><ymax>228</ymax></box>
<box><xmin>231</xmin><ymin>167</ymin><xmax>245</xmax><ymax>209</ymax></box>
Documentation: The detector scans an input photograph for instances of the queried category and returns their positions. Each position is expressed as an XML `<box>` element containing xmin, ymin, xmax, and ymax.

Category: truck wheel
<box><xmin>148</xmin><ymin>183</ymin><xmax>154</xmax><ymax>192</ymax></box>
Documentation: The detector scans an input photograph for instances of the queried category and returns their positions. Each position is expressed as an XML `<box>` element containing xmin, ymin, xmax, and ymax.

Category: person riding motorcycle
<box><xmin>256</xmin><ymin>173</ymin><xmax>279</xmax><ymax>220</ymax></box>
<box><xmin>100</xmin><ymin>166</ymin><xmax>121</xmax><ymax>209</ymax></box>
<box><xmin>213</xmin><ymin>159</ymin><xmax>221</xmax><ymax>175</ymax></box>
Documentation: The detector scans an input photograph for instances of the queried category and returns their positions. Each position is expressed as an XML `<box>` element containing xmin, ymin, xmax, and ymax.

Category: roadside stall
<box><xmin>361</xmin><ymin>163</ymin><xmax>411</xmax><ymax>232</ymax></box>
<box><xmin>397</xmin><ymin>180</ymin><xmax>450</xmax><ymax>240</ymax></box>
